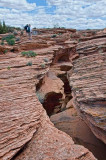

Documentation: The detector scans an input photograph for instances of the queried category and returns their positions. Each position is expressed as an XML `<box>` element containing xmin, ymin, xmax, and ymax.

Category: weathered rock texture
<box><xmin>0</xmin><ymin>32</ymin><xmax>96</xmax><ymax>160</ymax></box>
<box><xmin>36</xmin><ymin>71</ymin><xmax>65</xmax><ymax>115</ymax></box>
<box><xmin>50</xmin><ymin>108</ymin><xmax>106</xmax><ymax>160</ymax></box>
<box><xmin>68</xmin><ymin>37</ymin><xmax>106</xmax><ymax>144</ymax></box>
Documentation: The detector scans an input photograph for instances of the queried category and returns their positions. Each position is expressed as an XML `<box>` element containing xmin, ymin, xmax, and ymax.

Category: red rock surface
<box><xmin>68</xmin><ymin>44</ymin><xmax>106</xmax><ymax>144</ymax></box>
<box><xmin>0</xmin><ymin>30</ymin><xmax>96</xmax><ymax>160</ymax></box>
<box><xmin>1</xmin><ymin>28</ymin><xmax>105</xmax><ymax>159</ymax></box>
<box><xmin>50</xmin><ymin>108</ymin><xmax>106</xmax><ymax>160</ymax></box>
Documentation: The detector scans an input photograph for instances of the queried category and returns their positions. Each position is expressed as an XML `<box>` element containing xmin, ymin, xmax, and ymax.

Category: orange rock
<box><xmin>69</xmin><ymin>50</ymin><xmax>106</xmax><ymax>144</ymax></box>
<box><xmin>0</xmin><ymin>28</ymin><xmax>99</xmax><ymax>160</ymax></box>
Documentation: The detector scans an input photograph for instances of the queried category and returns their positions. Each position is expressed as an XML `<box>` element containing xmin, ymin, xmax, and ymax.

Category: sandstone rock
<box><xmin>68</xmin><ymin>52</ymin><xmax>106</xmax><ymax>144</ymax></box>
<box><xmin>50</xmin><ymin>109</ymin><xmax>106</xmax><ymax>160</ymax></box>
<box><xmin>36</xmin><ymin>71</ymin><xmax>65</xmax><ymax>115</ymax></box>
<box><xmin>77</xmin><ymin>37</ymin><xmax>106</xmax><ymax>55</ymax></box>
<box><xmin>0</xmin><ymin>28</ymin><xmax>100</xmax><ymax>160</ymax></box>
<box><xmin>19</xmin><ymin>41</ymin><xmax>50</xmax><ymax>50</ymax></box>
<box><xmin>14</xmin><ymin>117</ymin><xmax>96</xmax><ymax>160</ymax></box>
<box><xmin>66</xmin><ymin>99</ymin><xmax>74</xmax><ymax>109</ymax></box>
<box><xmin>0</xmin><ymin>49</ymin><xmax>95</xmax><ymax>160</ymax></box>
<box><xmin>52</xmin><ymin>45</ymin><xmax>76</xmax><ymax>64</ymax></box>
<box><xmin>0</xmin><ymin>45</ymin><xmax>13</xmax><ymax>54</ymax></box>
<box><xmin>58</xmin><ymin>62</ymin><xmax>73</xmax><ymax>71</ymax></box>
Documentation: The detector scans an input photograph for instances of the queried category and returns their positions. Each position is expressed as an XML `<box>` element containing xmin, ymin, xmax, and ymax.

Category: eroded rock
<box><xmin>68</xmin><ymin>51</ymin><xmax>106</xmax><ymax>144</ymax></box>
<box><xmin>50</xmin><ymin>109</ymin><xmax>106</xmax><ymax>160</ymax></box>
<box><xmin>1</xmin><ymin>28</ymin><xmax>104</xmax><ymax>160</ymax></box>
<box><xmin>0</xmin><ymin>42</ymin><xmax>96</xmax><ymax>160</ymax></box>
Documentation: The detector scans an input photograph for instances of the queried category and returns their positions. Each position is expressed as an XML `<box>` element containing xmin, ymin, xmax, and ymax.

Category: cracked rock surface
<box><xmin>1</xmin><ymin>28</ymin><xmax>105</xmax><ymax>160</ymax></box>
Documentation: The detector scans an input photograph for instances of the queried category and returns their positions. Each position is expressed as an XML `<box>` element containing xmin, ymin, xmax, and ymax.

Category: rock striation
<box><xmin>68</xmin><ymin>36</ymin><xmax>106</xmax><ymax>144</ymax></box>
<box><xmin>50</xmin><ymin>108</ymin><xmax>106</xmax><ymax>160</ymax></box>
<box><xmin>0</xmin><ymin>32</ymin><xmax>96</xmax><ymax>160</ymax></box>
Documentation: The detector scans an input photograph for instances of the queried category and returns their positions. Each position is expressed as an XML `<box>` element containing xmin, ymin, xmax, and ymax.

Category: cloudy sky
<box><xmin>0</xmin><ymin>0</ymin><xmax>106</xmax><ymax>29</ymax></box>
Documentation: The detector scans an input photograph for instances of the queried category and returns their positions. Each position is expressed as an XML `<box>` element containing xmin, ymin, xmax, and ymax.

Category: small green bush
<box><xmin>41</xmin><ymin>64</ymin><xmax>45</xmax><ymax>68</ymax></box>
<box><xmin>21</xmin><ymin>51</ymin><xmax>37</xmax><ymax>57</ymax></box>
<box><xmin>92</xmin><ymin>31</ymin><xmax>96</xmax><ymax>35</ymax></box>
<box><xmin>7</xmin><ymin>66</ymin><xmax>11</xmax><ymax>70</ymax></box>
<box><xmin>13</xmin><ymin>31</ymin><xmax>18</xmax><ymax>36</ymax></box>
<box><xmin>51</xmin><ymin>34</ymin><xmax>57</xmax><ymax>38</ymax></box>
<box><xmin>7</xmin><ymin>39</ymin><xmax>15</xmax><ymax>46</ymax></box>
<box><xmin>3</xmin><ymin>50</ymin><xmax>8</xmax><ymax>54</ymax></box>
<box><xmin>43</xmin><ymin>58</ymin><xmax>49</xmax><ymax>62</ymax></box>
<box><xmin>16</xmin><ymin>37</ymin><xmax>20</xmax><ymax>41</ymax></box>
<box><xmin>83</xmin><ymin>34</ymin><xmax>86</xmax><ymax>36</ymax></box>
<box><xmin>2</xmin><ymin>34</ymin><xmax>15</xmax><ymax>46</ymax></box>
<box><xmin>58</xmin><ymin>33</ymin><xmax>62</xmax><ymax>35</ymax></box>
<box><xmin>2</xmin><ymin>34</ymin><xmax>15</xmax><ymax>41</ymax></box>
<box><xmin>26</xmin><ymin>61</ymin><xmax>32</xmax><ymax>66</ymax></box>
<box><xmin>78</xmin><ymin>39</ymin><xmax>81</xmax><ymax>43</ymax></box>
<box><xmin>1</xmin><ymin>40</ymin><xmax>4</xmax><ymax>45</ymax></box>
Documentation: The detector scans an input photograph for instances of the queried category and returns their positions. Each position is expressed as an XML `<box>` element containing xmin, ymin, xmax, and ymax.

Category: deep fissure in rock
<box><xmin>35</xmin><ymin>48</ymin><xmax>106</xmax><ymax>160</ymax></box>
<box><xmin>36</xmin><ymin>70</ymin><xmax>106</xmax><ymax>160</ymax></box>
<box><xmin>36</xmin><ymin>73</ymin><xmax>73</xmax><ymax>116</ymax></box>
<box><xmin>43</xmin><ymin>92</ymin><xmax>63</xmax><ymax>116</ymax></box>
<box><xmin>58</xmin><ymin>73</ymin><xmax>72</xmax><ymax>96</ymax></box>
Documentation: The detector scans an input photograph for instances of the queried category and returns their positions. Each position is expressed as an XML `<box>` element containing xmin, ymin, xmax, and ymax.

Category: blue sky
<box><xmin>0</xmin><ymin>0</ymin><xmax>106</xmax><ymax>29</ymax></box>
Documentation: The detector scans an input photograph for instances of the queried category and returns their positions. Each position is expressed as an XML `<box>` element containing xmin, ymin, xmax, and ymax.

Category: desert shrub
<box><xmin>78</xmin><ymin>39</ymin><xmax>81</xmax><ymax>42</ymax></box>
<box><xmin>51</xmin><ymin>34</ymin><xmax>57</xmax><ymax>38</ymax></box>
<box><xmin>41</xmin><ymin>63</ymin><xmax>45</xmax><ymax>68</ymax></box>
<box><xmin>2</xmin><ymin>34</ymin><xmax>15</xmax><ymax>45</ymax></box>
<box><xmin>16</xmin><ymin>37</ymin><xmax>20</xmax><ymax>41</ymax></box>
<box><xmin>21</xmin><ymin>51</ymin><xmax>37</xmax><ymax>57</ymax></box>
<box><xmin>1</xmin><ymin>40</ymin><xmax>4</xmax><ymax>45</ymax></box>
<box><xmin>3</xmin><ymin>50</ymin><xmax>8</xmax><ymax>54</ymax></box>
<box><xmin>58</xmin><ymin>33</ymin><xmax>62</xmax><ymax>35</ymax></box>
<box><xmin>2</xmin><ymin>34</ymin><xmax>15</xmax><ymax>41</ymax></box>
<box><xmin>70</xmin><ymin>34</ymin><xmax>72</xmax><ymax>38</ymax></box>
<box><xmin>83</xmin><ymin>34</ymin><xmax>86</xmax><ymax>36</ymax></box>
<box><xmin>13</xmin><ymin>31</ymin><xmax>18</xmax><ymax>36</ymax></box>
<box><xmin>26</xmin><ymin>61</ymin><xmax>32</xmax><ymax>66</ymax></box>
<box><xmin>92</xmin><ymin>31</ymin><xmax>96</xmax><ymax>35</ymax></box>
<box><xmin>7</xmin><ymin>39</ymin><xmax>15</xmax><ymax>46</ymax></box>
<box><xmin>43</xmin><ymin>58</ymin><xmax>49</xmax><ymax>62</ymax></box>
<box><xmin>7</xmin><ymin>66</ymin><xmax>11</xmax><ymax>70</ymax></box>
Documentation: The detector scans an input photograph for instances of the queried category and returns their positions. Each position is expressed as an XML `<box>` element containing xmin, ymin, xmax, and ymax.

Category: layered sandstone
<box><xmin>68</xmin><ymin>39</ymin><xmax>106</xmax><ymax>144</ymax></box>
<box><xmin>50</xmin><ymin>108</ymin><xmax>106</xmax><ymax>160</ymax></box>
<box><xmin>0</xmin><ymin>34</ymin><xmax>96</xmax><ymax>160</ymax></box>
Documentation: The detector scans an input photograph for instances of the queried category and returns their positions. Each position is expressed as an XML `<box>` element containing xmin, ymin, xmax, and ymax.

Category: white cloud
<box><xmin>0</xmin><ymin>0</ymin><xmax>106</xmax><ymax>29</ymax></box>
<box><xmin>0</xmin><ymin>0</ymin><xmax>36</xmax><ymax>11</ymax></box>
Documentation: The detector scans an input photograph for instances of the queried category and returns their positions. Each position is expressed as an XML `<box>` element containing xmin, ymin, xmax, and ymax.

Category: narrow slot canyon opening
<box><xmin>58</xmin><ymin>55</ymin><xmax>69</xmax><ymax>63</ymax></box>
<box><xmin>43</xmin><ymin>92</ymin><xmax>63</xmax><ymax>116</ymax></box>
<box><xmin>36</xmin><ymin>71</ymin><xmax>106</xmax><ymax>160</ymax></box>
<box><xmin>58</xmin><ymin>73</ymin><xmax>72</xmax><ymax>97</ymax></box>
<box><xmin>36</xmin><ymin>72</ymin><xmax>73</xmax><ymax>117</ymax></box>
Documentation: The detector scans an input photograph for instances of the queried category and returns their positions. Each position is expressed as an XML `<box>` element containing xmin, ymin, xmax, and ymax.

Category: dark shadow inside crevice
<box><xmin>58</xmin><ymin>55</ymin><xmax>70</xmax><ymax>63</ymax></box>
<box><xmin>35</xmin><ymin>62</ymin><xmax>106</xmax><ymax>160</ymax></box>
<box><xmin>58</xmin><ymin>73</ymin><xmax>72</xmax><ymax>98</ymax></box>
<box><xmin>43</xmin><ymin>92</ymin><xmax>63</xmax><ymax>116</ymax></box>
